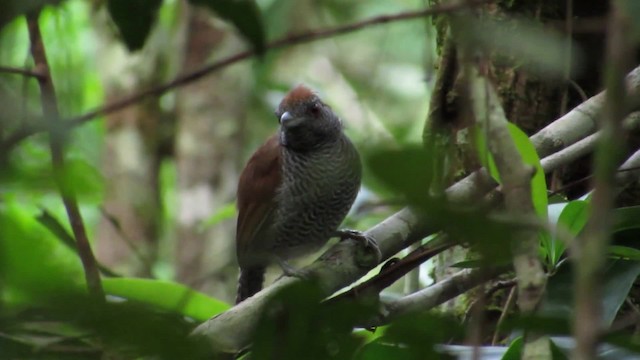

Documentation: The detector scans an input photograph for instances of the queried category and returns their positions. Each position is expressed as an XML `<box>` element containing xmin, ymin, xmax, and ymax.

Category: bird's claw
<box><xmin>335</xmin><ymin>229</ymin><xmax>382</xmax><ymax>265</ymax></box>
<box><xmin>336</xmin><ymin>229</ymin><xmax>378</xmax><ymax>249</ymax></box>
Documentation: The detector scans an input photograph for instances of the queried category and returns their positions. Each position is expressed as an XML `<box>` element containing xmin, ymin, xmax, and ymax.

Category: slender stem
<box><xmin>0</xmin><ymin>65</ymin><xmax>45</xmax><ymax>79</ymax></box>
<box><xmin>573</xmin><ymin>1</ymin><xmax>634</xmax><ymax>359</ymax></box>
<box><xmin>26</xmin><ymin>12</ymin><xmax>104</xmax><ymax>300</ymax></box>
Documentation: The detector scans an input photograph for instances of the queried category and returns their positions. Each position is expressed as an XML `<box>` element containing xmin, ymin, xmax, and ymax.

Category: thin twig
<box><xmin>492</xmin><ymin>285</ymin><xmax>517</xmax><ymax>345</ymax></box>
<box><xmin>1</xmin><ymin>0</ymin><xmax>490</xmax><ymax>151</ymax></box>
<box><xmin>99</xmin><ymin>206</ymin><xmax>154</xmax><ymax>272</ymax></box>
<box><xmin>559</xmin><ymin>0</ymin><xmax>573</xmax><ymax>116</ymax></box>
<box><xmin>0</xmin><ymin>65</ymin><xmax>45</xmax><ymax>79</ymax></box>
<box><xmin>328</xmin><ymin>234</ymin><xmax>456</xmax><ymax>302</ymax></box>
<box><xmin>37</xmin><ymin>209</ymin><xmax>120</xmax><ymax>277</ymax></box>
<box><xmin>26</xmin><ymin>12</ymin><xmax>104</xmax><ymax>300</ymax></box>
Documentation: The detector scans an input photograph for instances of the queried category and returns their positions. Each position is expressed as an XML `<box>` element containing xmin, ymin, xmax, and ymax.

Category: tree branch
<box><xmin>530</xmin><ymin>66</ymin><xmax>640</xmax><ymax>158</ymax></box>
<box><xmin>0</xmin><ymin>65</ymin><xmax>45</xmax><ymax>79</ymax></box>
<box><xmin>367</xmin><ymin>266</ymin><xmax>508</xmax><ymax>327</ymax></box>
<box><xmin>466</xmin><ymin>58</ymin><xmax>548</xmax><ymax>358</ymax></box>
<box><xmin>346</xmin><ymin>146</ymin><xmax>640</xmax><ymax>331</ymax></box>
<box><xmin>1</xmin><ymin>0</ymin><xmax>490</xmax><ymax>152</ymax></box>
<box><xmin>541</xmin><ymin>112</ymin><xmax>640</xmax><ymax>174</ymax></box>
<box><xmin>26</xmin><ymin>12</ymin><xmax>104</xmax><ymax>300</ymax></box>
<box><xmin>193</xmin><ymin>68</ymin><xmax>640</xmax><ymax>351</ymax></box>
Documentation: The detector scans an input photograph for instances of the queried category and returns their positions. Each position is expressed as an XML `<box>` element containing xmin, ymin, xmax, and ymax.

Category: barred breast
<box><xmin>273</xmin><ymin>135</ymin><xmax>361</xmax><ymax>259</ymax></box>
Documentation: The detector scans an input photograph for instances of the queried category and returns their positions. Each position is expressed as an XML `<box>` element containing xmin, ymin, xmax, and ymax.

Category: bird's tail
<box><xmin>236</xmin><ymin>266</ymin><xmax>266</xmax><ymax>304</ymax></box>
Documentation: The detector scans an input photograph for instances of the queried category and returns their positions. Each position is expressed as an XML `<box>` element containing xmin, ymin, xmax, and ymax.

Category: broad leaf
<box><xmin>107</xmin><ymin>0</ymin><xmax>163</xmax><ymax>51</ymax></box>
<box><xmin>103</xmin><ymin>278</ymin><xmax>229</xmax><ymax>321</ymax></box>
<box><xmin>189</xmin><ymin>0</ymin><xmax>265</xmax><ymax>53</ymax></box>
<box><xmin>541</xmin><ymin>259</ymin><xmax>640</xmax><ymax>326</ymax></box>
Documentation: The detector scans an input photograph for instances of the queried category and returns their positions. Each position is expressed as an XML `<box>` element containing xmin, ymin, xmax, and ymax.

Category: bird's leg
<box><xmin>274</xmin><ymin>257</ymin><xmax>311</xmax><ymax>280</ymax></box>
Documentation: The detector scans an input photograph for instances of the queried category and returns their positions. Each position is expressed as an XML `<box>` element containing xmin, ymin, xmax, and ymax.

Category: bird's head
<box><xmin>275</xmin><ymin>85</ymin><xmax>342</xmax><ymax>151</ymax></box>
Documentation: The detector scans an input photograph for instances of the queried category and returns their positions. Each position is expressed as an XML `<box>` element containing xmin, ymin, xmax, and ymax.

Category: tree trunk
<box><xmin>92</xmin><ymin>4</ymin><xmax>170</xmax><ymax>276</ymax></box>
<box><xmin>174</xmin><ymin>3</ymin><xmax>251</xmax><ymax>301</ymax></box>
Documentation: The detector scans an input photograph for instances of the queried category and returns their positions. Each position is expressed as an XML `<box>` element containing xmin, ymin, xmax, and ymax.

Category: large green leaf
<box><xmin>546</xmin><ymin>200</ymin><xmax>588</xmax><ymax>268</ymax></box>
<box><xmin>106</xmin><ymin>0</ymin><xmax>163</xmax><ymax>51</ymax></box>
<box><xmin>474</xmin><ymin>123</ymin><xmax>547</xmax><ymax>217</ymax></box>
<box><xmin>508</xmin><ymin>123</ymin><xmax>548</xmax><ymax>218</ymax></box>
<box><xmin>0</xmin><ymin>201</ymin><xmax>86</xmax><ymax>309</ymax></box>
<box><xmin>189</xmin><ymin>0</ymin><xmax>265</xmax><ymax>53</ymax></box>
<box><xmin>501</xmin><ymin>337</ymin><xmax>568</xmax><ymax>360</ymax></box>
<box><xmin>612</xmin><ymin>206</ymin><xmax>640</xmax><ymax>232</ymax></box>
<box><xmin>541</xmin><ymin>259</ymin><xmax>640</xmax><ymax>327</ymax></box>
<box><xmin>609</xmin><ymin>245</ymin><xmax>640</xmax><ymax>261</ymax></box>
<box><xmin>102</xmin><ymin>278</ymin><xmax>229</xmax><ymax>321</ymax></box>
<box><xmin>365</xmin><ymin>145</ymin><xmax>436</xmax><ymax>207</ymax></box>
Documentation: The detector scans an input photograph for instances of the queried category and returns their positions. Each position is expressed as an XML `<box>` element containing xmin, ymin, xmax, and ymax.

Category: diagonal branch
<box><xmin>190</xmin><ymin>63</ymin><xmax>640</xmax><ymax>352</ymax></box>
<box><xmin>0</xmin><ymin>65</ymin><xmax>45</xmax><ymax>79</ymax></box>
<box><xmin>26</xmin><ymin>11</ymin><xmax>104</xmax><ymax>300</ymax></box>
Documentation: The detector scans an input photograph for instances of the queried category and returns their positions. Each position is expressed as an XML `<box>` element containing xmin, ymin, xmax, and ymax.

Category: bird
<box><xmin>235</xmin><ymin>85</ymin><xmax>367</xmax><ymax>304</ymax></box>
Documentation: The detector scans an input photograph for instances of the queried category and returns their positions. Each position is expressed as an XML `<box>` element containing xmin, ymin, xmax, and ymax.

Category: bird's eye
<box><xmin>309</xmin><ymin>102</ymin><xmax>321</xmax><ymax>116</ymax></box>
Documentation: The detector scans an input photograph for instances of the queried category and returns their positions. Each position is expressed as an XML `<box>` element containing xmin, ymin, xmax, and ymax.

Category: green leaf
<box><xmin>252</xmin><ymin>281</ymin><xmax>371</xmax><ymax>360</ymax></box>
<box><xmin>61</xmin><ymin>157</ymin><xmax>105</xmax><ymax>204</ymax></box>
<box><xmin>365</xmin><ymin>145</ymin><xmax>437</xmax><ymax>207</ymax></box>
<box><xmin>612</xmin><ymin>206</ymin><xmax>640</xmax><ymax>233</ymax></box>
<box><xmin>380</xmin><ymin>313</ymin><xmax>464</xmax><ymax>359</ymax></box>
<box><xmin>541</xmin><ymin>259</ymin><xmax>640</xmax><ymax>326</ymax></box>
<box><xmin>609</xmin><ymin>245</ymin><xmax>640</xmax><ymax>261</ymax></box>
<box><xmin>189</xmin><ymin>0</ymin><xmax>265</xmax><ymax>54</ymax></box>
<box><xmin>107</xmin><ymin>0</ymin><xmax>163</xmax><ymax>51</ymax></box>
<box><xmin>557</xmin><ymin>200</ymin><xmax>589</xmax><ymax>235</ymax></box>
<box><xmin>473</xmin><ymin>124</ymin><xmax>500</xmax><ymax>182</ymax></box>
<box><xmin>507</xmin><ymin>123</ymin><xmax>548</xmax><ymax>218</ymax></box>
<box><xmin>102</xmin><ymin>278</ymin><xmax>229</xmax><ymax>321</ymax></box>
<box><xmin>546</xmin><ymin>200</ymin><xmax>588</xmax><ymax>268</ymax></box>
<box><xmin>474</xmin><ymin>123</ymin><xmax>547</xmax><ymax>217</ymax></box>
<box><xmin>356</xmin><ymin>341</ymin><xmax>412</xmax><ymax>360</ymax></box>
<box><xmin>36</xmin><ymin>209</ymin><xmax>119</xmax><ymax>277</ymax></box>
<box><xmin>450</xmin><ymin>259</ymin><xmax>484</xmax><ymax>269</ymax></box>
<box><xmin>501</xmin><ymin>336</ymin><xmax>523</xmax><ymax>360</ymax></box>
<box><xmin>0</xmin><ymin>201</ymin><xmax>86</xmax><ymax>310</ymax></box>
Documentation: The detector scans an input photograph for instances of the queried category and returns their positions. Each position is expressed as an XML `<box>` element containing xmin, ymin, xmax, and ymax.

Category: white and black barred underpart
<box><xmin>272</xmin><ymin>134</ymin><xmax>361</xmax><ymax>259</ymax></box>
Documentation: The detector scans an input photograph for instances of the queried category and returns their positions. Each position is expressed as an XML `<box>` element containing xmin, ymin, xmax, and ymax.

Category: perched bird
<box><xmin>235</xmin><ymin>85</ymin><xmax>364</xmax><ymax>304</ymax></box>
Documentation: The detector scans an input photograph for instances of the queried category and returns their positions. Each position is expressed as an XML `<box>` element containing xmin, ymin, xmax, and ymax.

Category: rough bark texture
<box><xmin>92</xmin><ymin>5</ymin><xmax>168</xmax><ymax>276</ymax></box>
<box><xmin>174</xmin><ymin>4</ymin><xmax>250</xmax><ymax>299</ymax></box>
<box><xmin>428</xmin><ymin>0</ymin><xmax>609</xmax><ymax>345</ymax></box>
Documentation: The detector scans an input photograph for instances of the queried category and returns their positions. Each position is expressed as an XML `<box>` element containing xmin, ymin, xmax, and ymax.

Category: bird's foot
<box><xmin>335</xmin><ymin>229</ymin><xmax>378</xmax><ymax>250</ymax></box>
<box><xmin>335</xmin><ymin>229</ymin><xmax>382</xmax><ymax>266</ymax></box>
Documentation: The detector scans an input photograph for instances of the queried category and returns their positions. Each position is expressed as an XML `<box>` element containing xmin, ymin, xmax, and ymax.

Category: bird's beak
<box><xmin>279</xmin><ymin>111</ymin><xmax>293</xmax><ymax>125</ymax></box>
